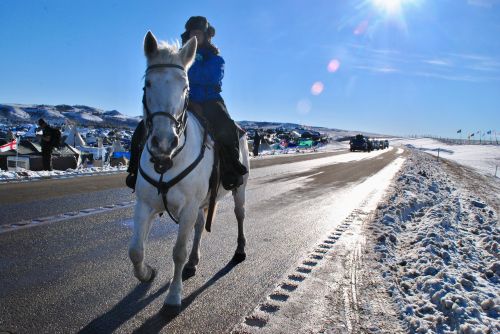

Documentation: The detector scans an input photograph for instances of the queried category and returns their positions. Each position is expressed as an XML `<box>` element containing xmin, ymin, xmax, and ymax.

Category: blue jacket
<box><xmin>188</xmin><ymin>47</ymin><xmax>224</xmax><ymax>103</ymax></box>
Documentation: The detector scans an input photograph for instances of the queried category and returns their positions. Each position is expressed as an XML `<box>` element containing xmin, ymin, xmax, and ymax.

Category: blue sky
<box><xmin>1</xmin><ymin>0</ymin><xmax>499</xmax><ymax>137</ymax></box>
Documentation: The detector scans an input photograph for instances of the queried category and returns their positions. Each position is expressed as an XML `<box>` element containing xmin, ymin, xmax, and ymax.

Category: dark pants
<box><xmin>253</xmin><ymin>143</ymin><xmax>260</xmax><ymax>156</ymax></box>
<box><xmin>127</xmin><ymin>121</ymin><xmax>146</xmax><ymax>174</ymax></box>
<box><xmin>128</xmin><ymin>99</ymin><xmax>247</xmax><ymax>189</ymax></box>
<box><xmin>42</xmin><ymin>148</ymin><xmax>53</xmax><ymax>171</ymax></box>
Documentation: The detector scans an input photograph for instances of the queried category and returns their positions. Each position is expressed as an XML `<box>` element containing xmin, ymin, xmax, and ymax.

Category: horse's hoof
<box><xmin>182</xmin><ymin>266</ymin><xmax>196</xmax><ymax>280</ymax></box>
<box><xmin>232</xmin><ymin>252</ymin><xmax>246</xmax><ymax>263</ymax></box>
<box><xmin>138</xmin><ymin>266</ymin><xmax>156</xmax><ymax>283</ymax></box>
<box><xmin>161</xmin><ymin>303</ymin><xmax>181</xmax><ymax>316</ymax></box>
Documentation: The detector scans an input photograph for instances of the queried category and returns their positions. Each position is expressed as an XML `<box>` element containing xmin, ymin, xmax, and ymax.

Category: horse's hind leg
<box><xmin>129</xmin><ymin>200</ymin><xmax>156</xmax><ymax>282</ymax></box>
<box><xmin>232</xmin><ymin>187</ymin><xmax>246</xmax><ymax>263</ymax></box>
<box><xmin>183</xmin><ymin>209</ymin><xmax>205</xmax><ymax>279</ymax></box>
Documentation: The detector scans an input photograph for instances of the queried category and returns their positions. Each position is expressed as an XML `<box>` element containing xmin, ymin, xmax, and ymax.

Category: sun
<box><xmin>372</xmin><ymin>0</ymin><xmax>409</xmax><ymax>15</ymax></box>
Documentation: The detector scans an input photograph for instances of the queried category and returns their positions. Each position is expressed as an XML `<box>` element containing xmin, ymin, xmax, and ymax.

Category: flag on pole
<box><xmin>457</xmin><ymin>129</ymin><xmax>462</xmax><ymax>133</ymax></box>
<box><xmin>470</xmin><ymin>133</ymin><xmax>475</xmax><ymax>137</ymax></box>
<box><xmin>487</xmin><ymin>130</ymin><xmax>492</xmax><ymax>135</ymax></box>
<box><xmin>0</xmin><ymin>139</ymin><xmax>17</xmax><ymax>152</ymax></box>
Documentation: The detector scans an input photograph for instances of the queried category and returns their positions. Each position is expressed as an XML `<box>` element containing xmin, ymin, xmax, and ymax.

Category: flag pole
<box><xmin>15</xmin><ymin>135</ymin><xmax>19</xmax><ymax>170</ymax></box>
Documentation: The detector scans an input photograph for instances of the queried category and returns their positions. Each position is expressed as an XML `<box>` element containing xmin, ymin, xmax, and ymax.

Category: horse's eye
<box><xmin>145</xmin><ymin>80</ymin><xmax>151</xmax><ymax>88</ymax></box>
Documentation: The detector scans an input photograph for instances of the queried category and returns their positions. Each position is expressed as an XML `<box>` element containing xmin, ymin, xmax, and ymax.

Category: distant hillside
<box><xmin>238</xmin><ymin>120</ymin><xmax>385</xmax><ymax>139</ymax></box>
<box><xmin>0</xmin><ymin>103</ymin><xmax>141</xmax><ymax>128</ymax></box>
<box><xmin>0</xmin><ymin>103</ymin><xmax>388</xmax><ymax>139</ymax></box>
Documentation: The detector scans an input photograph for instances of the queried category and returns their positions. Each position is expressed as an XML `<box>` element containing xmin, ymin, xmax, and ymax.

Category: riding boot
<box><xmin>126</xmin><ymin>120</ymin><xmax>146</xmax><ymax>190</ymax></box>
<box><xmin>219</xmin><ymin>139</ymin><xmax>248</xmax><ymax>190</ymax></box>
<box><xmin>198</xmin><ymin>99</ymin><xmax>248</xmax><ymax>190</ymax></box>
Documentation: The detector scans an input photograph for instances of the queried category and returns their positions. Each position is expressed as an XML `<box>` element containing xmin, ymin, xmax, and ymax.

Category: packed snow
<box><xmin>252</xmin><ymin>141</ymin><xmax>348</xmax><ymax>158</ymax></box>
<box><xmin>0</xmin><ymin>141</ymin><xmax>349</xmax><ymax>182</ymax></box>
<box><xmin>372</xmin><ymin>149</ymin><xmax>499</xmax><ymax>333</ymax></box>
<box><xmin>392</xmin><ymin>137</ymin><xmax>500</xmax><ymax>178</ymax></box>
<box><xmin>0</xmin><ymin>165</ymin><xmax>127</xmax><ymax>183</ymax></box>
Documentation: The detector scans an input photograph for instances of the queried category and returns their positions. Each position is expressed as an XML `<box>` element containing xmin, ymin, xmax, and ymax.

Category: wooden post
<box><xmin>437</xmin><ymin>148</ymin><xmax>440</xmax><ymax>161</ymax></box>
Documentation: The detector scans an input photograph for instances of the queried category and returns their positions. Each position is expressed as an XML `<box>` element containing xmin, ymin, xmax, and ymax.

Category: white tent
<box><xmin>64</xmin><ymin>124</ymin><xmax>86</xmax><ymax>147</ymax></box>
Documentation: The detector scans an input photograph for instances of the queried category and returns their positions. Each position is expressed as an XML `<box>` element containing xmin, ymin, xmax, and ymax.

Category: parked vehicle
<box><xmin>350</xmin><ymin>134</ymin><xmax>369</xmax><ymax>152</ymax></box>
<box><xmin>384</xmin><ymin>140</ymin><xmax>389</xmax><ymax>149</ymax></box>
<box><xmin>372</xmin><ymin>140</ymin><xmax>379</xmax><ymax>150</ymax></box>
<box><xmin>367</xmin><ymin>139</ymin><xmax>374</xmax><ymax>152</ymax></box>
<box><xmin>378</xmin><ymin>141</ymin><xmax>385</xmax><ymax>150</ymax></box>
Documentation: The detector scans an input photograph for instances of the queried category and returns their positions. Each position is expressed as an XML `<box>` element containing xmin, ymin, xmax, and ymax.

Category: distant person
<box><xmin>253</xmin><ymin>131</ymin><xmax>261</xmax><ymax>157</ymax></box>
<box><xmin>7</xmin><ymin>130</ymin><xmax>15</xmax><ymax>141</ymax></box>
<box><xmin>38</xmin><ymin>118</ymin><xmax>54</xmax><ymax>171</ymax></box>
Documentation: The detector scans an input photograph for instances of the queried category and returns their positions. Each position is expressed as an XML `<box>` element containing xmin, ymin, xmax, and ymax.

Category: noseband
<box><xmin>142</xmin><ymin>63</ymin><xmax>189</xmax><ymax>173</ymax></box>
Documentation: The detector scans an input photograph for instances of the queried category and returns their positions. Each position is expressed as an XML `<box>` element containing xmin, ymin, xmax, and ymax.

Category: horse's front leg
<box><xmin>129</xmin><ymin>200</ymin><xmax>156</xmax><ymax>282</ymax></box>
<box><xmin>232</xmin><ymin>187</ymin><xmax>247</xmax><ymax>262</ymax></box>
<box><xmin>164</xmin><ymin>205</ymin><xmax>198</xmax><ymax>309</ymax></box>
<box><xmin>183</xmin><ymin>209</ymin><xmax>205</xmax><ymax>279</ymax></box>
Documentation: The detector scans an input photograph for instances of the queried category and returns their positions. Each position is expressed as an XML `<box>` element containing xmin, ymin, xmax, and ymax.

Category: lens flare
<box><xmin>310</xmin><ymin>81</ymin><xmax>324</xmax><ymax>95</ymax></box>
<box><xmin>354</xmin><ymin>20</ymin><xmax>369</xmax><ymax>35</ymax></box>
<box><xmin>327</xmin><ymin>59</ymin><xmax>341</xmax><ymax>73</ymax></box>
<box><xmin>297</xmin><ymin>99</ymin><xmax>312</xmax><ymax>115</ymax></box>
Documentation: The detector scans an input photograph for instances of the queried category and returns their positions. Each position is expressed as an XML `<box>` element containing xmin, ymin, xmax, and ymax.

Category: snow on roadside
<box><xmin>372</xmin><ymin>149</ymin><xmax>499</xmax><ymax>333</ymax></box>
<box><xmin>0</xmin><ymin>165</ymin><xmax>127</xmax><ymax>183</ymax></box>
<box><xmin>0</xmin><ymin>142</ymin><xmax>349</xmax><ymax>183</ymax></box>
<box><xmin>392</xmin><ymin>137</ymin><xmax>500</xmax><ymax>178</ymax></box>
<box><xmin>253</xmin><ymin>142</ymin><xmax>348</xmax><ymax>158</ymax></box>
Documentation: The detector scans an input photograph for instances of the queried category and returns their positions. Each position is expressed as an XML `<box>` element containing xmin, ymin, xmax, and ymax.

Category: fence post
<box><xmin>437</xmin><ymin>148</ymin><xmax>440</xmax><ymax>161</ymax></box>
<box><xmin>496</xmin><ymin>165</ymin><xmax>498</xmax><ymax>178</ymax></box>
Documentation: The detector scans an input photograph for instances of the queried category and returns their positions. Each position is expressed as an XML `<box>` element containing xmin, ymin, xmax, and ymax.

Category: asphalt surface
<box><xmin>0</xmin><ymin>148</ymin><xmax>401</xmax><ymax>333</ymax></box>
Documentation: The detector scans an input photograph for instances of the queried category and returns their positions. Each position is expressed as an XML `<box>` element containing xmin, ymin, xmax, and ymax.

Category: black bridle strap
<box><xmin>138</xmin><ymin>112</ymin><xmax>208</xmax><ymax>224</ymax></box>
<box><xmin>146</xmin><ymin>63</ymin><xmax>185</xmax><ymax>73</ymax></box>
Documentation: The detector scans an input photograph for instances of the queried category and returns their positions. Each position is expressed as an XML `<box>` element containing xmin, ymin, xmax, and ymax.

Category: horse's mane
<box><xmin>152</xmin><ymin>40</ymin><xmax>182</xmax><ymax>64</ymax></box>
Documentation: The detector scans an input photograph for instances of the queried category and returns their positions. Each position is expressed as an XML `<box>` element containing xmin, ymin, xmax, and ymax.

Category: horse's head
<box><xmin>142</xmin><ymin>31</ymin><xmax>197</xmax><ymax>172</ymax></box>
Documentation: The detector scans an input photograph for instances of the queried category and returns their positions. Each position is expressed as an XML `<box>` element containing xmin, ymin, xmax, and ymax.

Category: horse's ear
<box><xmin>144</xmin><ymin>31</ymin><xmax>158</xmax><ymax>57</ymax></box>
<box><xmin>179</xmin><ymin>36</ymin><xmax>197</xmax><ymax>69</ymax></box>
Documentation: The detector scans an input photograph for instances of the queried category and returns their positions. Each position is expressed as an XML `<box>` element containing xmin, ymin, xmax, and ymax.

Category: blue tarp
<box><xmin>113</xmin><ymin>152</ymin><xmax>130</xmax><ymax>159</ymax></box>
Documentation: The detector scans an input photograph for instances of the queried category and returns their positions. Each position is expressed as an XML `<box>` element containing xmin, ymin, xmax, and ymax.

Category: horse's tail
<box><xmin>205</xmin><ymin>203</ymin><xmax>218</xmax><ymax>232</ymax></box>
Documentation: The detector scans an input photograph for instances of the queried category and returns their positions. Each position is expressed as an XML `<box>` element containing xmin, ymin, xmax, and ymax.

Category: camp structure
<box><xmin>0</xmin><ymin>138</ymin><xmax>80</xmax><ymax>171</ymax></box>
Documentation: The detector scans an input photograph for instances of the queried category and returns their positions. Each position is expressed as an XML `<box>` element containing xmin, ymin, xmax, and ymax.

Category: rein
<box><xmin>139</xmin><ymin>62</ymin><xmax>209</xmax><ymax>223</ymax></box>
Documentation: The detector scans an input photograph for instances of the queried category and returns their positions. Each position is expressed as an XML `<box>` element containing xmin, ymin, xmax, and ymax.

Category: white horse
<box><xmin>128</xmin><ymin>31</ymin><xmax>249</xmax><ymax>311</ymax></box>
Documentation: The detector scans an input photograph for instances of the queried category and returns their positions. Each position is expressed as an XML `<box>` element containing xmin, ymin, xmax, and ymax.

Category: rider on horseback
<box><xmin>126</xmin><ymin>16</ymin><xmax>248</xmax><ymax>191</ymax></box>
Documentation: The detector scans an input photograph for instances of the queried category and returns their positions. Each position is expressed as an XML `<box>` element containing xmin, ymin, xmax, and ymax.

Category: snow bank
<box><xmin>0</xmin><ymin>165</ymin><xmax>126</xmax><ymax>183</ymax></box>
<box><xmin>372</xmin><ymin>150</ymin><xmax>499</xmax><ymax>333</ymax></box>
<box><xmin>392</xmin><ymin>138</ymin><xmax>500</xmax><ymax>178</ymax></box>
<box><xmin>254</xmin><ymin>141</ymin><xmax>348</xmax><ymax>158</ymax></box>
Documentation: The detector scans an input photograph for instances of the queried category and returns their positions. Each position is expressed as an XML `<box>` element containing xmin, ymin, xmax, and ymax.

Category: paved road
<box><xmin>0</xmin><ymin>148</ymin><xmax>402</xmax><ymax>333</ymax></box>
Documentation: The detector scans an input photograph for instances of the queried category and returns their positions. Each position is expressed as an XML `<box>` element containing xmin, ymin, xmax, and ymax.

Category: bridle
<box><xmin>142</xmin><ymin>63</ymin><xmax>190</xmax><ymax>174</ymax></box>
<box><xmin>138</xmin><ymin>62</ymin><xmax>209</xmax><ymax>224</ymax></box>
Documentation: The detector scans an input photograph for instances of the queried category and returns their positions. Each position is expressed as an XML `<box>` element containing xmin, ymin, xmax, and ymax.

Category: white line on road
<box><xmin>0</xmin><ymin>201</ymin><xmax>135</xmax><ymax>234</ymax></box>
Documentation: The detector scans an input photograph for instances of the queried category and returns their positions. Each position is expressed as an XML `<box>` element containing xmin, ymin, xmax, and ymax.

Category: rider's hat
<box><xmin>181</xmin><ymin>16</ymin><xmax>215</xmax><ymax>43</ymax></box>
